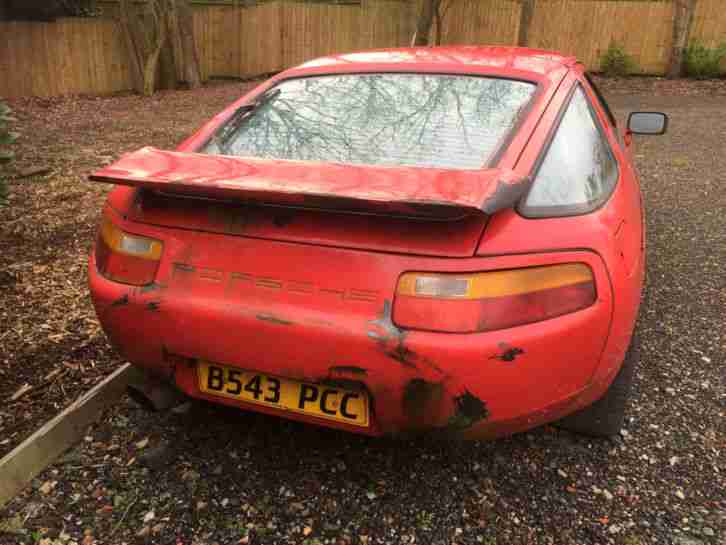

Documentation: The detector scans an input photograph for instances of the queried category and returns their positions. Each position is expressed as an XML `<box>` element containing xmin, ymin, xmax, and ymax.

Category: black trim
<box><xmin>584</xmin><ymin>73</ymin><xmax>617</xmax><ymax>128</ymax></box>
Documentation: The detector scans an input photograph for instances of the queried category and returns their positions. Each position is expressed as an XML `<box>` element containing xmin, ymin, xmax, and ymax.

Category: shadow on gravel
<box><xmin>127</xmin><ymin>399</ymin><xmax>619</xmax><ymax>542</ymax></box>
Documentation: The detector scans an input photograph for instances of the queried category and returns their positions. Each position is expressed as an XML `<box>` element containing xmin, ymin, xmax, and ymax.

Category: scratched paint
<box><xmin>111</xmin><ymin>293</ymin><xmax>129</xmax><ymax>307</ymax></box>
<box><xmin>480</xmin><ymin>175</ymin><xmax>533</xmax><ymax>215</ymax></box>
<box><xmin>367</xmin><ymin>300</ymin><xmax>417</xmax><ymax>368</ymax></box>
<box><xmin>256</xmin><ymin>313</ymin><xmax>294</xmax><ymax>326</ymax></box>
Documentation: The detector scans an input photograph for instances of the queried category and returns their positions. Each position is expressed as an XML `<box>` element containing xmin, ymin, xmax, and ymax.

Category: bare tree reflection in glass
<box><xmin>203</xmin><ymin>74</ymin><xmax>536</xmax><ymax>170</ymax></box>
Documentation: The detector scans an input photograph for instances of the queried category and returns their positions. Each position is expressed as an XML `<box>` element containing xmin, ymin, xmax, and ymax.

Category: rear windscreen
<box><xmin>202</xmin><ymin>73</ymin><xmax>536</xmax><ymax>170</ymax></box>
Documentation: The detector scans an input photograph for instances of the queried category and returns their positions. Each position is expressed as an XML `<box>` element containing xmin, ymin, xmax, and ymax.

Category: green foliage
<box><xmin>684</xmin><ymin>41</ymin><xmax>726</xmax><ymax>79</ymax></box>
<box><xmin>0</xmin><ymin>100</ymin><xmax>18</xmax><ymax>205</ymax></box>
<box><xmin>599</xmin><ymin>42</ymin><xmax>636</xmax><ymax>77</ymax></box>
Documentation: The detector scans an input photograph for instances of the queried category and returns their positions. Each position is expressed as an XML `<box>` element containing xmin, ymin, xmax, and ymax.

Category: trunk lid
<box><xmin>90</xmin><ymin>147</ymin><xmax>531</xmax><ymax>257</ymax></box>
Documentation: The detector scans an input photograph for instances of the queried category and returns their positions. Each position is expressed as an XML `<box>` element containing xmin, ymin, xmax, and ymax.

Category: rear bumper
<box><xmin>89</xmin><ymin>241</ymin><xmax>621</xmax><ymax>439</ymax></box>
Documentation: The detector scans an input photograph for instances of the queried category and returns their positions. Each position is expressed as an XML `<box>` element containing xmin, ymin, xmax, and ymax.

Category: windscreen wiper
<box><xmin>215</xmin><ymin>88</ymin><xmax>281</xmax><ymax>153</ymax></box>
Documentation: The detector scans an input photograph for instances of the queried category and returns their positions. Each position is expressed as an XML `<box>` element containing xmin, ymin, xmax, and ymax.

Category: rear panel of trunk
<box><xmin>129</xmin><ymin>190</ymin><xmax>488</xmax><ymax>257</ymax></box>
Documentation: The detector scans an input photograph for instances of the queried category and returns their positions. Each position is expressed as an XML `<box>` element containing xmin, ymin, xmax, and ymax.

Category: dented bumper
<box><xmin>89</xmin><ymin>222</ymin><xmax>616</xmax><ymax>439</ymax></box>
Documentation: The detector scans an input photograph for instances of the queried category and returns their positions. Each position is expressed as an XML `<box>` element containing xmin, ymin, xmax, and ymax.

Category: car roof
<box><xmin>292</xmin><ymin>46</ymin><xmax>578</xmax><ymax>79</ymax></box>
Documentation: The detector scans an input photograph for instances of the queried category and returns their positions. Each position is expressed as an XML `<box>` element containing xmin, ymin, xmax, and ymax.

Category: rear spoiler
<box><xmin>89</xmin><ymin>147</ymin><xmax>532</xmax><ymax>219</ymax></box>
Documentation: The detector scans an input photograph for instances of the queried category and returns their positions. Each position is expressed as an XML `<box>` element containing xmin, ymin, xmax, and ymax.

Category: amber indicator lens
<box><xmin>96</xmin><ymin>216</ymin><xmax>163</xmax><ymax>286</ymax></box>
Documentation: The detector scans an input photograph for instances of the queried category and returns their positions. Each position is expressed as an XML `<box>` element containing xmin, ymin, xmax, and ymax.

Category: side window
<box><xmin>520</xmin><ymin>86</ymin><xmax>619</xmax><ymax>217</ymax></box>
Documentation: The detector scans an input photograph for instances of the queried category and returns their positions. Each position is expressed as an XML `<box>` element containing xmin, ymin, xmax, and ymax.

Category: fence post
<box><xmin>517</xmin><ymin>0</ymin><xmax>535</xmax><ymax>47</ymax></box>
<box><xmin>667</xmin><ymin>0</ymin><xmax>696</xmax><ymax>78</ymax></box>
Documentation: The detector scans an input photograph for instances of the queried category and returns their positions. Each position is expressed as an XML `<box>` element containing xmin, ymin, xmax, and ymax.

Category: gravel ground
<box><xmin>1</xmin><ymin>81</ymin><xmax>724</xmax><ymax>545</ymax></box>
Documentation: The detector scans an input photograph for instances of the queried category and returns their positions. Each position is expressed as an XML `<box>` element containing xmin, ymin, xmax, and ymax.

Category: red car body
<box><xmin>88</xmin><ymin>47</ymin><xmax>647</xmax><ymax>439</ymax></box>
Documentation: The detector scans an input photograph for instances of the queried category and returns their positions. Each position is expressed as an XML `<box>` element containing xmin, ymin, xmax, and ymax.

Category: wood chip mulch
<box><xmin>0</xmin><ymin>81</ymin><xmax>256</xmax><ymax>458</ymax></box>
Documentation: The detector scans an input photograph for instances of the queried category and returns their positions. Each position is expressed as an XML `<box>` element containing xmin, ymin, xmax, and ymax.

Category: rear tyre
<box><xmin>557</xmin><ymin>331</ymin><xmax>638</xmax><ymax>437</ymax></box>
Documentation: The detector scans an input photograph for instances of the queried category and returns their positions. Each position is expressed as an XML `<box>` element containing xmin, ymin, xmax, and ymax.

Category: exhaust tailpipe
<box><xmin>127</xmin><ymin>375</ymin><xmax>185</xmax><ymax>412</ymax></box>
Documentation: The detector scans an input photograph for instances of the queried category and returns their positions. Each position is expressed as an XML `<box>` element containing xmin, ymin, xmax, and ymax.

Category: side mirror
<box><xmin>627</xmin><ymin>112</ymin><xmax>668</xmax><ymax>135</ymax></box>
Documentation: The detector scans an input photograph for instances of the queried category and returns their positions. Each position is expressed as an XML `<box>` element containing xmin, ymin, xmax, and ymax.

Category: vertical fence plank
<box><xmin>27</xmin><ymin>23</ymin><xmax>49</xmax><ymax>97</ymax></box>
<box><xmin>192</xmin><ymin>6</ymin><xmax>209</xmax><ymax>82</ymax></box>
<box><xmin>9</xmin><ymin>23</ymin><xmax>35</xmax><ymax>97</ymax></box>
<box><xmin>692</xmin><ymin>0</ymin><xmax>726</xmax><ymax>49</ymax></box>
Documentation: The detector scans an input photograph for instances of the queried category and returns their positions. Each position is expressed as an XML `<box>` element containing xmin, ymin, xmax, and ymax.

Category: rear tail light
<box><xmin>393</xmin><ymin>263</ymin><xmax>596</xmax><ymax>333</ymax></box>
<box><xmin>95</xmin><ymin>216</ymin><xmax>163</xmax><ymax>286</ymax></box>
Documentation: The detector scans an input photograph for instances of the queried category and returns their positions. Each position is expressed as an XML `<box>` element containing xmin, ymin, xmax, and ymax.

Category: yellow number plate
<box><xmin>197</xmin><ymin>363</ymin><xmax>369</xmax><ymax>427</ymax></box>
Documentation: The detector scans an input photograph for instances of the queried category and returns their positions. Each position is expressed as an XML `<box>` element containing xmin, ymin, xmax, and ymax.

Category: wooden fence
<box><xmin>1</xmin><ymin>0</ymin><xmax>725</xmax><ymax>98</ymax></box>
<box><xmin>0</xmin><ymin>18</ymin><xmax>130</xmax><ymax>97</ymax></box>
<box><xmin>192</xmin><ymin>1</ymin><xmax>417</xmax><ymax>79</ymax></box>
<box><xmin>526</xmin><ymin>0</ymin><xmax>676</xmax><ymax>74</ymax></box>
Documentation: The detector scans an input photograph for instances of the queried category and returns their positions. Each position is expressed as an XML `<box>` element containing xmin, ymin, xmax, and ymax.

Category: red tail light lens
<box><xmin>393</xmin><ymin>264</ymin><xmax>596</xmax><ymax>333</ymax></box>
<box><xmin>95</xmin><ymin>217</ymin><xmax>163</xmax><ymax>286</ymax></box>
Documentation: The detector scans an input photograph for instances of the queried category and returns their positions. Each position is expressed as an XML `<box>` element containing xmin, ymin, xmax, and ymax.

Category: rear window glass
<box><xmin>202</xmin><ymin>74</ymin><xmax>536</xmax><ymax>170</ymax></box>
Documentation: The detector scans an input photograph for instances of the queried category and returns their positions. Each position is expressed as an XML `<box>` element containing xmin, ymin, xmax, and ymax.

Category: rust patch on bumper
<box><xmin>402</xmin><ymin>378</ymin><xmax>444</xmax><ymax>427</ymax></box>
<box><xmin>397</xmin><ymin>380</ymin><xmax>490</xmax><ymax>437</ymax></box>
<box><xmin>489</xmin><ymin>342</ymin><xmax>525</xmax><ymax>362</ymax></box>
<box><xmin>328</xmin><ymin>365</ymin><xmax>368</xmax><ymax>376</ymax></box>
<box><xmin>447</xmin><ymin>390</ymin><xmax>489</xmax><ymax>430</ymax></box>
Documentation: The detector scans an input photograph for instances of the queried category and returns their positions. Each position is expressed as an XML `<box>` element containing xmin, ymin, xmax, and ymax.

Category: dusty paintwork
<box><xmin>480</xmin><ymin>176</ymin><xmax>533</xmax><ymax>215</ymax></box>
<box><xmin>128</xmin><ymin>189</ymin><xmax>490</xmax><ymax>258</ymax></box>
<box><xmin>87</xmin><ymin>47</ymin><xmax>647</xmax><ymax>439</ymax></box>
<box><xmin>90</xmin><ymin>147</ymin><xmax>533</xmax><ymax>219</ymax></box>
<box><xmin>367</xmin><ymin>301</ymin><xmax>417</xmax><ymax>369</ymax></box>
<box><xmin>294</xmin><ymin>47</ymin><xmax>576</xmax><ymax>76</ymax></box>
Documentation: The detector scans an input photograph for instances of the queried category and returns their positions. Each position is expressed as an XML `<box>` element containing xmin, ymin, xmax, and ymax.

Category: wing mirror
<box><xmin>627</xmin><ymin>112</ymin><xmax>668</xmax><ymax>135</ymax></box>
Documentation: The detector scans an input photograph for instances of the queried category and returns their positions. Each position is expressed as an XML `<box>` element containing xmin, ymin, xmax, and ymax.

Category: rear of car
<box><xmin>88</xmin><ymin>48</ymin><xmax>644</xmax><ymax>439</ymax></box>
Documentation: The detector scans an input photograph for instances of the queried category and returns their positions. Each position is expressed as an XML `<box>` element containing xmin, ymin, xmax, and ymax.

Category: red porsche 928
<box><xmin>88</xmin><ymin>47</ymin><xmax>667</xmax><ymax>439</ymax></box>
